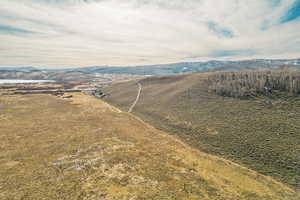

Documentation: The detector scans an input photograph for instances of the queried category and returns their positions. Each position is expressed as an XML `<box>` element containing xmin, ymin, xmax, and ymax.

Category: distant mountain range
<box><xmin>1</xmin><ymin>58</ymin><xmax>300</xmax><ymax>78</ymax></box>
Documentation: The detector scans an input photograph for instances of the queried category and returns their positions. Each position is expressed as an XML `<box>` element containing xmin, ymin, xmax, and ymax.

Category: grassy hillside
<box><xmin>2</xmin><ymin>92</ymin><xmax>299</xmax><ymax>199</ymax></box>
<box><xmin>102</xmin><ymin>72</ymin><xmax>300</xmax><ymax>189</ymax></box>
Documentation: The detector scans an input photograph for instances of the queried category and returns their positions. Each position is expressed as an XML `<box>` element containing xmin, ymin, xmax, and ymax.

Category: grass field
<box><xmin>0</xmin><ymin>90</ymin><xmax>299</xmax><ymax>199</ymax></box>
<box><xmin>102</xmin><ymin>73</ymin><xmax>300</xmax><ymax>189</ymax></box>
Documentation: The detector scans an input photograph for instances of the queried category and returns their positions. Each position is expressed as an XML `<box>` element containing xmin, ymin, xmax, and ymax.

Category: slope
<box><xmin>102</xmin><ymin>73</ymin><xmax>300</xmax><ymax>188</ymax></box>
<box><xmin>0</xmin><ymin>92</ymin><xmax>298</xmax><ymax>199</ymax></box>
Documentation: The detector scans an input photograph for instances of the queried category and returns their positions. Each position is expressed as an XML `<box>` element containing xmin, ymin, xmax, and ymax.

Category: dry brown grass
<box><xmin>0</xmin><ymin>91</ymin><xmax>298</xmax><ymax>199</ymax></box>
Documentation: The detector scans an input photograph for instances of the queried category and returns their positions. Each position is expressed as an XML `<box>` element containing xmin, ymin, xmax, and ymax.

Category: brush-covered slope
<box><xmin>102</xmin><ymin>73</ymin><xmax>300</xmax><ymax>189</ymax></box>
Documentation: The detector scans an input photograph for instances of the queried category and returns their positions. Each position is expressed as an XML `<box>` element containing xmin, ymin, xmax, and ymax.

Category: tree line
<box><xmin>206</xmin><ymin>70</ymin><xmax>300</xmax><ymax>98</ymax></box>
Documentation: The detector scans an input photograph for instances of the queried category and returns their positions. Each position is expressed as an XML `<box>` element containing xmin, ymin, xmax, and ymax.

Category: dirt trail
<box><xmin>128</xmin><ymin>82</ymin><xmax>142</xmax><ymax>113</ymax></box>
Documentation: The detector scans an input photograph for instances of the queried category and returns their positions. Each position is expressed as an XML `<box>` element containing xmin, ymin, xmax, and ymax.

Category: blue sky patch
<box><xmin>280</xmin><ymin>0</ymin><xmax>300</xmax><ymax>23</ymax></box>
<box><xmin>0</xmin><ymin>25</ymin><xmax>32</xmax><ymax>34</ymax></box>
<box><xmin>207</xmin><ymin>22</ymin><xmax>234</xmax><ymax>38</ymax></box>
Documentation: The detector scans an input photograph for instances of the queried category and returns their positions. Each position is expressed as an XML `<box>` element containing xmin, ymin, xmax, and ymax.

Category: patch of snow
<box><xmin>0</xmin><ymin>79</ymin><xmax>55</xmax><ymax>84</ymax></box>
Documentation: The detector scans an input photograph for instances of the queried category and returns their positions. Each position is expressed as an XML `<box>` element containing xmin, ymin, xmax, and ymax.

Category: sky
<box><xmin>1</xmin><ymin>0</ymin><xmax>300</xmax><ymax>68</ymax></box>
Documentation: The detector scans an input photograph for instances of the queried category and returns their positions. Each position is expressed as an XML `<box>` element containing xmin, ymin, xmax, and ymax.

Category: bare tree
<box><xmin>206</xmin><ymin>70</ymin><xmax>300</xmax><ymax>98</ymax></box>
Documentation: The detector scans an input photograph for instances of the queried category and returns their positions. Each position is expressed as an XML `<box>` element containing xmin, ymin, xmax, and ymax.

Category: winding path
<box><xmin>128</xmin><ymin>82</ymin><xmax>142</xmax><ymax>113</ymax></box>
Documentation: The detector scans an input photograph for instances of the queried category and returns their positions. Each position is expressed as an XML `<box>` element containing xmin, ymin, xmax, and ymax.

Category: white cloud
<box><xmin>0</xmin><ymin>0</ymin><xmax>300</xmax><ymax>68</ymax></box>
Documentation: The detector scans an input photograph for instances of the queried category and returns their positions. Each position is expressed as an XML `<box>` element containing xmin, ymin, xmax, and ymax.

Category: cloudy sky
<box><xmin>1</xmin><ymin>0</ymin><xmax>300</xmax><ymax>68</ymax></box>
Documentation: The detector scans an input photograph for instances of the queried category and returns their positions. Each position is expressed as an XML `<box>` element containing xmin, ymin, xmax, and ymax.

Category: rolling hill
<box><xmin>102</xmin><ymin>72</ymin><xmax>300</xmax><ymax>189</ymax></box>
